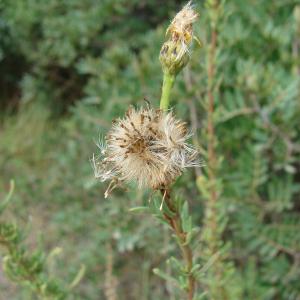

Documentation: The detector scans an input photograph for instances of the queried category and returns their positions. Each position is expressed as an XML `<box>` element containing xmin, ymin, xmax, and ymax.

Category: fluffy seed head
<box><xmin>160</xmin><ymin>1</ymin><xmax>198</xmax><ymax>75</ymax></box>
<box><xmin>92</xmin><ymin>106</ymin><xmax>199</xmax><ymax>196</ymax></box>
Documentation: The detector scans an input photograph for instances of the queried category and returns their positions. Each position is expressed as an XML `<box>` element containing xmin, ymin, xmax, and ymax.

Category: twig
<box><xmin>207</xmin><ymin>18</ymin><xmax>218</xmax><ymax>255</ymax></box>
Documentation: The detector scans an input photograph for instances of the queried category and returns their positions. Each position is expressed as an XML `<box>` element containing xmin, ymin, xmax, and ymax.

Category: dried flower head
<box><xmin>92</xmin><ymin>106</ymin><xmax>199</xmax><ymax>197</ymax></box>
<box><xmin>167</xmin><ymin>1</ymin><xmax>198</xmax><ymax>48</ymax></box>
<box><xmin>160</xmin><ymin>1</ymin><xmax>198</xmax><ymax>75</ymax></box>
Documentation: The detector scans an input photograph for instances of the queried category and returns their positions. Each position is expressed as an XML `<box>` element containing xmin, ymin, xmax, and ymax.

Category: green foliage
<box><xmin>142</xmin><ymin>194</ymin><xmax>199</xmax><ymax>294</ymax></box>
<box><xmin>0</xmin><ymin>0</ymin><xmax>300</xmax><ymax>299</ymax></box>
<box><xmin>0</xmin><ymin>0</ymin><xmax>179</xmax><ymax>113</ymax></box>
<box><xmin>0</xmin><ymin>181</ymin><xmax>84</xmax><ymax>299</ymax></box>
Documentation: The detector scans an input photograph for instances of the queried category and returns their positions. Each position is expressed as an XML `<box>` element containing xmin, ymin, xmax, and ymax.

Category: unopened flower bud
<box><xmin>159</xmin><ymin>40</ymin><xmax>189</xmax><ymax>76</ymax></box>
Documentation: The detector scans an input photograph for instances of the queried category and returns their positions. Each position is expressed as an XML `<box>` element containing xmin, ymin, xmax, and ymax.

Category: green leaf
<box><xmin>153</xmin><ymin>268</ymin><xmax>179</xmax><ymax>286</ymax></box>
<box><xmin>0</xmin><ymin>180</ymin><xmax>15</xmax><ymax>215</ymax></box>
<box><xmin>128</xmin><ymin>206</ymin><xmax>149</xmax><ymax>213</ymax></box>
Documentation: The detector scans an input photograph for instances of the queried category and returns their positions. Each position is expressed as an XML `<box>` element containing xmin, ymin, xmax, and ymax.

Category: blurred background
<box><xmin>0</xmin><ymin>0</ymin><xmax>300</xmax><ymax>299</ymax></box>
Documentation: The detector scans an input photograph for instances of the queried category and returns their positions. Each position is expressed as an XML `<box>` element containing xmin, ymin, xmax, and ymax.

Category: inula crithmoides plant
<box><xmin>93</xmin><ymin>2</ymin><xmax>202</xmax><ymax>299</ymax></box>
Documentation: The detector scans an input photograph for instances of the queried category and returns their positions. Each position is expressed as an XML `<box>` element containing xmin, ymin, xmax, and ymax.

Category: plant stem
<box><xmin>160</xmin><ymin>73</ymin><xmax>175</xmax><ymax>111</ymax></box>
<box><xmin>205</xmin><ymin>3</ymin><xmax>229</xmax><ymax>298</ymax></box>
<box><xmin>161</xmin><ymin>189</ymin><xmax>195</xmax><ymax>300</ymax></box>
<box><xmin>207</xmin><ymin>28</ymin><xmax>218</xmax><ymax>242</ymax></box>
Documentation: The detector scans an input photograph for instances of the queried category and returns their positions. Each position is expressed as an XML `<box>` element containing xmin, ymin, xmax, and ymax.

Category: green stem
<box><xmin>160</xmin><ymin>73</ymin><xmax>175</xmax><ymax>111</ymax></box>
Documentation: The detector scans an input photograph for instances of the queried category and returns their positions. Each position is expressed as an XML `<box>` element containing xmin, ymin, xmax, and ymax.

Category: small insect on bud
<box><xmin>160</xmin><ymin>1</ymin><xmax>198</xmax><ymax>76</ymax></box>
<box><xmin>92</xmin><ymin>106</ymin><xmax>199</xmax><ymax>197</ymax></box>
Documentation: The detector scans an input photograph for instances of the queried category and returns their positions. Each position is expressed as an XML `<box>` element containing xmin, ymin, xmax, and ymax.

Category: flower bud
<box><xmin>159</xmin><ymin>40</ymin><xmax>189</xmax><ymax>76</ymax></box>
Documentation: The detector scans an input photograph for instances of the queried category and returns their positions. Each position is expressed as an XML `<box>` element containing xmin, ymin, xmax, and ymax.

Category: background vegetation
<box><xmin>0</xmin><ymin>0</ymin><xmax>300</xmax><ymax>299</ymax></box>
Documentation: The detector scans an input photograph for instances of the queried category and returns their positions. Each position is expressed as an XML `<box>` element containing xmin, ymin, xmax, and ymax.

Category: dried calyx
<box><xmin>92</xmin><ymin>105</ymin><xmax>199</xmax><ymax>197</ymax></box>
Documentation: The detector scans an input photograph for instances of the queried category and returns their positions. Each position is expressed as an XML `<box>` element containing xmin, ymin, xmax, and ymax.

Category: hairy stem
<box><xmin>161</xmin><ymin>189</ymin><xmax>195</xmax><ymax>300</ymax></box>
<box><xmin>160</xmin><ymin>73</ymin><xmax>175</xmax><ymax>111</ymax></box>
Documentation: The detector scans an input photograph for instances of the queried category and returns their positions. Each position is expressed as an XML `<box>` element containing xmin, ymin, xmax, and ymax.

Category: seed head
<box><xmin>92</xmin><ymin>106</ymin><xmax>199</xmax><ymax>197</ymax></box>
<box><xmin>160</xmin><ymin>1</ymin><xmax>198</xmax><ymax>75</ymax></box>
